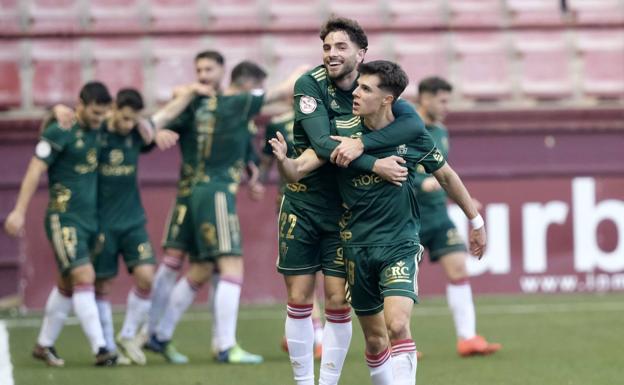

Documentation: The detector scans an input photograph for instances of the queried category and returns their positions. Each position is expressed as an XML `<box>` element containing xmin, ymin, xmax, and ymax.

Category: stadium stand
<box><xmin>266</xmin><ymin>0</ymin><xmax>323</xmax><ymax>31</ymax></box>
<box><xmin>506</xmin><ymin>0</ymin><xmax>564</xmax><ymax>27</ymax></box>
<box><xmin>206</xmin><ymin>0</ymin><xmax>263</xmax><ymax>31</ymax></box>
<box><xmin>386</xmin><ymin>0</ymin><xmax>447</xmax><ymax>29</ymax></box>
<box><xmin>87</xmin><ymin>0</ymin><xmax>145</xmax><ymax>33</ymax></box>
<box><xmin>26</xmin><ymin>0</ymin><xmax>85</xmax><ymax>34</ymax></box>
<box><xmin>448</xmin><ymin>0</ymin><xmax>505</xmax><ymax>28</ymax></box>
<box><xmin>149</xmin><ymin>0</ymin><xmax>205</xmax><ymax>32</ymax></box>
<box><xmin>576</xmin><ymin>30</ymin><xmax>624</xmax><ymax>99</ymax></box>
<box><xmin>0</xmin><ymin>0</ymin><xmax>23</xmax><ymax>33</ymax></box>
<box><xmin>90</xmin><ymin>39</ymin><xmax>146</xmax><ymax>96</ymax></box>
<box><xmin>0</xmin><ymin>42</ymin><xmax>22</xmax><ymax>109</ymax></box>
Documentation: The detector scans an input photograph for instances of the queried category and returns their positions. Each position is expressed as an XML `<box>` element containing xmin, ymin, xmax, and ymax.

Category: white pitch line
<box><xmin>3</xmin><ymin>301</ymin><xmax>624</xmax><ymax>329</ymax></box>
<box><xmin>0</xmin><ymin>321</ymin><xmax>15</xmax><ymax>385</ymax></box>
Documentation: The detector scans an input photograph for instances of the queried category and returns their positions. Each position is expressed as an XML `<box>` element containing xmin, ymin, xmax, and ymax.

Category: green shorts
<box><xmin>162</xmin><ymin>194</ymin><xmax>197</xmax><ymax>257</ymax></box>
<box><xmin>344</xmin><ymin>241</ymin><xmax>423</xmax><ymax>316</ymax></box>
<box><xmin>44</xmin><ymin>213</ymin><xmax>96</xmax><ymax>275</ymax></box>
<box><xmin>188</xmin><ymin>183</ymin><xmax>242</xmax><ymax>262</ymax></box>
<box><xmin>420</xmin><ymin>215</ymin><xmax>467</xmax><ymax>262</ymax></box>
<box><xmin>92</xmin><ymin>224</ymin><xmax>156</xmax><ymax>279</ymax></box>
<box><xmin>276</xmin><ymin>197</ymin><xmax>344</xmax><ymax>278</ymax></box>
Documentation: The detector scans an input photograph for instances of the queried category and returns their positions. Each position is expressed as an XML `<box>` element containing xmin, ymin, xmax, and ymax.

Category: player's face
<box><xmin>322</xmin><ymin>31</ymin><xmax>365</xmax><ymax>81</ymax></box>
<box><xmin>352</xmin><ymin>74</ymin><xmax>392</xmax><ymax>117</ymax></box>
<box><xmin>113</xmin><ymin>106</ymin><xmax>141</xmax><ymax>136</ymax></box>
<box><xmin>79</xmin><ymin>102</ymin><xmax>110</xmax><ymax>129</ymax></box>
<box><xmin>196</xmin><ymin>58</ymin><xmax>225</xmax><ymax>89</ymax></box>
<box><xmin>422</xmin><ymin>90</ymin><xmax>450</xmax><ymax>123</ymax></box>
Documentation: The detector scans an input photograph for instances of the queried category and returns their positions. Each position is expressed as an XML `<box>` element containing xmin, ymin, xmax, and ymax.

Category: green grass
<box><xmin>4</xmin><ymin>293</ymin><xmax>624</xmax><ymax>385</ymax></box>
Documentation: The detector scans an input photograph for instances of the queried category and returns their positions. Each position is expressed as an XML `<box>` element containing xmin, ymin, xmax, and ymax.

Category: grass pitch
<box><xmin>4</xmin><ymin>293</ymin><xmax>623</xmax><ymax>385</ymax></box>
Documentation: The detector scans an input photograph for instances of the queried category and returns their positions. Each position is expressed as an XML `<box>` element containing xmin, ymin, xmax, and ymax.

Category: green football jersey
<box><xmin>36</xmin><ymin>122</ymin><xmax>99</xmax><ymax>231</ymax></box>
<box><xmin>167</xmin><ymin>92</ymin><xmax>265</xmax><ymax>192</ymax></box>
<box><xmin>414</xmin><ymin>123</ymin><xmax>450</xmax><ymax>219</ymax></box>
<box><xmin>334</xmin><ymin>114</ymin><xmax>446</xmax><ymax>246</ymax></box>
<box><xmin>97</xmin><ymin>123</ymin><xmax>150</xmax><ymax>229</ymax></box>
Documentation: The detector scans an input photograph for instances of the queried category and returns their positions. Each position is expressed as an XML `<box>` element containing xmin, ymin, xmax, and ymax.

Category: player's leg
<box><xmin>277</xmin><ymin>197</ymin><xmax>323</xmax><ymax>384</ymax></box>
<box><xmin>318</xmin><ymin>227</ymin><xmax>352</xmax><ymax>385</ymax></box>
<box><xmin>311</xmin><ymin>286</ymin><xmax>324</xmax><ymax>359</ymax></box>
<box><xmin>358</xmin><ymin>313</ymin><xmax>394</xmax><ymax>385</ymax></box>
<box><xmin>379</xmin><ymin>242</ymin><xmax>421</xmax><ymax>385</ymax></box>
<box><xmin>94</xmin><ymin>278</ymin><xmax>117</xmax><ymax>356</ymax></box>
<box><xmin>439</xmin><ymin>251</ymin><xmax>501</xmax><ymax>356</ymax></box>
<box><xmin>148</xmin><ymin>197</ymin><xmax>192</xmax><ymax>336</ymax></box>
<box><xmin>148</xmin><ymin>261</ymin><xmax>212</xmax><ymax>363</ymax></box>
<box><xmin>284</xmin><ymin>274</ymin><xmax>317</xmax><ymax>385</ymax></box>
<box><xmin>384</xmin><ymin>297</ymin><xmax>417</xmax><ymax>385</ymax></box>
<box><xmin>32</xmin><ymin>275</ymin><xmax>73</xmax><ymax>367</ymax></box>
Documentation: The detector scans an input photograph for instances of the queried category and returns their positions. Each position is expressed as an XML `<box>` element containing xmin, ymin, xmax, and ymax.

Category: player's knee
<box><xmin>95</xmin><ymin>279</ymin><xmax>113</xmax><ymax>296</ymax></box>
<box><xmin>364</xmin><ymin>334</ymin><xmax>388</xmax><ymax>355</ymax></box>
<box><xmin>187</xmin><ymin>263</ymin><xmax>213</xmax><ymax>285</ymax></box>
<box><xmin>287</xmin><ymin>290</ymin><xmax>314</xmax><ymax>305</ymax></box>
<box><xmin>387</xmin><ymin>317</ymin><xmax>410</xmax><ymax>341</ymax></box>
<box><xmin>133</xmin><ymin>265</ymin><xmax>155</xmax><ymax>290</ymax></box>
<box><xmin>324</xmin><ymin>289</ymin><xmax>348</xmax><ymax>309</ymax></box>
<box><xmin>70</xmin><ymin>264</ymin><xmax>95</xmax><ymax>286</ymax></box>
<box><xmin>217</xmin><ymin>257</ymin><xmax>243</xmax><ymax>277</ymax></box>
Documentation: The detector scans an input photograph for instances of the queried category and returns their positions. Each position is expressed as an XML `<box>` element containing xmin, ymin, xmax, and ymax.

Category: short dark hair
<box><xmin>418</xmin><ymin>76</ymin><xmax>453</xmax><ymax>95</ymax></box>
<box><xmin>79</xmin><ymin>81</ymin><xmax>112</xmax><ymax>105</ymax></box>
<box><xmin>358</xmin><ymin>60</ymin><xmax>408</xmax><ymax>101</ymax></box>
<box><xmin>231</xmin><ymin>60</ymin><xmax>267</xmax><ymax>86</ymax></box>
<box><xmin>116</xmin><ymin>88</ymin><xmax>144</xmax><ymax>111</ymax></box>
<box><xmin>195</xmin><ymin>50</ymin><xmax>225</xmax><ymax>66</ymax></box>
<box><xmin>320</xmin><ymin>16</ymin><xmax>368</xmax><ymax>50</ymax></box>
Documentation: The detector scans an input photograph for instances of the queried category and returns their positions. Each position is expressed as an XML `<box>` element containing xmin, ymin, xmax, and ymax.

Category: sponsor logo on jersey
<box><xmin>299</xmin><ymin>96</ymin><xmax>317</xmax><ymax>114</ymax></box>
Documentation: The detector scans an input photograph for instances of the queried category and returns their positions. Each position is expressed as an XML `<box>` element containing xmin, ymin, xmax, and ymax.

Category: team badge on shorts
<box><xmin>299</xmin><ymin>96</ymin><xmax>317</xmax><ymax>114</ymax></box>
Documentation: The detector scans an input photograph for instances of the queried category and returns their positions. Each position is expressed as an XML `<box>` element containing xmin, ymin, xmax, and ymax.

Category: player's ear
<box><xmin>383</xmin><ymin>94</ymin><xmax>394</xmax><ymax>106</ymax></box>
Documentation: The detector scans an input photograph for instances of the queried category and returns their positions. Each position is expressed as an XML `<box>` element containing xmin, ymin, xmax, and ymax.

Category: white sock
<box><xmin>120</xmin><ymin>287</ymin><xmax>151</xmax><ymax>340</ymax></box>
<box><xmin>285</xmin><ymin>303</ymin><xmax>315</xmax><ymax>385</ymax></box>
<box><xmin>96</xmin><ymin>297</ymin><xmax>116</xmax><ymax>352</ymax></box>
<box><xmin>214</xmin><ymin>276</ymin><xmax>242</xmax><ymax>351</ymax></box>
<box><xmin>73</xmin><ymin>284</ymin><xmax>106</xmax><ymax>354</ymax></box>
<box><xmin>319</xmin><ymin>308</ymin><xmax>352</xmax><ymax>385</ymax></box>
<box><xmin>37</xmin><ymin>287</ymin><xmax>72</xmax><ymax>347</ymax></box>
<box><xmin>391</xmin><ymin>339</ymin><xmax>417</xmax><ymax>385</ymax></box>
<box><xmin>313</xmin><ymin>316</ymin><xmax>323</xmax><ymax>346</ymax></box>
<box><xmin>366</xmin><ymin>348</ymin><xmax>394</xmax><ymax>385</ymax></box>
<box><xmin>210</xmin><ymin>273</ymin><xmax>220</xmax><ymax>353</ymax></box>
<box><xmin>447</xmin><ymin>280</ymin><xmax>476</xmax><ymax>340</ymax></box>
<box><xmin>156</xmin><ymin>277</ymin><xmax>199</xmax><ymax>341</ymax></box>
<box><xmin>148</xmin><ymin>258</ymin><xmax>181</xmax><ymax>335</ymax></box>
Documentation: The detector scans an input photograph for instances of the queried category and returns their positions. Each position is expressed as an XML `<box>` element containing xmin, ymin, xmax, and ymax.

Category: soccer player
<box><xmin>259</xmin><ymin>109</ymin><xmax>325</xmax><ymax>360</ymax></box>
<box><xmin>4</xmin><ymin>82</ymin><xmax>117</xmax><ymax>366</ymax></box>
<box><xmin>145</xmin><ymin>60</ymin><xmax>301</xmax><ymax>364</ymax></box>
<box><xmin>88</xmin><ymin>86</ymin><xmax>209</xmax><ymax>365</ymax></box>
<box><xmin>414</xmin><ymin>76</ymin><xmax>501</xmax><ymax>356</ymax></box>
<box><xmin>277</xmin><ymin>17</ymin><xmax>431</xmax><ymax>385</ymax></box>
<box><xmin>270</xmin><ymin>60</ymin><xmax>486</xmax><ymax>385</ymax></box>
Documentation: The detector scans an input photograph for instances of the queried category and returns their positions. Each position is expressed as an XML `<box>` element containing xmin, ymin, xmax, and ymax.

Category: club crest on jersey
<box><xmin>299</xmin><ymin>96</ymin><xmax>317</xmax><ymax>114</ymax></box>
<box><xmin>330</xmin><ymin>99</ymin><xmax>340</xmax><ymax>111</ymax></box>
<box><xmin>396</xmin><ymin>144</ymin><xmax>408</xmax><ymax>155</ymax></box>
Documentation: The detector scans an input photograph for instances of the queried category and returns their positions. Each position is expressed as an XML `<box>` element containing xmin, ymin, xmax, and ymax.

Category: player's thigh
<box><xmin>45</xmin><ymin>214</ymin><xmax>95</xmax><ymax>276</ymax></box>
<box><xmin>426</xmin><ymin>219</ymin><xmax>467</xmax><ymax>263</ymax></box>
<box><xmin>319</xmin><ymin>228</ymin><xmax>345</xmax><ymax>279</ymax></box>
<box><xmin>343</xmin><ymin>246</ymin><xmax>384</xmax><ymax>317</ymax></box>
<box><xmin>190</xmin><ymin>185</ymin><xmax>242</xmax><ymax>263</ymax></box>
<box><xmin>379</xmin><ymin>242</ymin><xmax>423</xmax><ymax>305</ymax></box>
<box><xmin>284</xmin><ymin>274</ymin><xmax>317</xmax><ymax>304</ymax></box>
<box><xmin>119</xmin><ymin>225</ymin><xmax>156</xmax><ymax>274</ymax></box>
<box><xmin>162</xmin><ymin>195</ymin><xmax>196</xmax><ymax>256</ymax></box>
<box><xmin>90</xmin><ymin>229</ymin><xmax>120</xmax><ymax>280</ymax></box>
<box><xmin>276</xmin><ymin>197</ymin><xmax>323</xmax><ymax>276</ymax></box>
<box><xmin>383</xmin><ymin>296</ymin><xmax>414</xmax><ymax>340</ymax></box>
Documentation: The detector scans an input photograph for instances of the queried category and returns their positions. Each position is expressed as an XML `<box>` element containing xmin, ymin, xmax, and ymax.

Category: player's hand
<box><xmin>268</xmin><ymin>132</ymin><xmax>288</xmax><ymax>161</ymax></box>
<box><xmin>329</xmin><ymin>136</ymin><xmax>364</xmax><ymax>167</ymax></box>
<box><xmin>372</xmin><ymin>156</ymin><xmax>408</xmax><ymax>187</ymax></box>
<box><xmin>421</xmin><ymin>176</ymin><xmax>441</xmax><ymax>192</ymax></box>
<box><xmin>469</xmin><ymin>226</ymin><xmax>487</xmax><ymax>259</ymax></box>
<box><xmin>191</xmin><ymin>82</ymin><xmax>216</xmax><ymax>97</ymax></box>
<box><xmin>155</xmin><ymin>129</ymin><xmax>179</xmax><ymax>150</ymax></box>
<box><xmin>52</xmin><ymin>104</ymin><xmax>75</xmax><ymax>130</ymax></box>
<box><xmin>4</xmin><ymin>209</ymin><xmax>25</xmax><ymax>238</ymax></box>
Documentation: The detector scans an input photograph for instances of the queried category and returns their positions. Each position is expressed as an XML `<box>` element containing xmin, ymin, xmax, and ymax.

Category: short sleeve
<box><xmin>36</xmin><ymin>123</ymin><xmax>69</xmax><ymax>165</ymax></box>
<box><xmin>414</xmin><ymin>130</ymin><xmax>446</xmax><ymax>174</ymax></box>
<box><xmin>244</xmin><ymin>91</ymin><xmax>265</xmax><ymax>120</ymax></box>
<box><xmin>293</xmin><ymin>75</ymin><xmax>328</xmax><ymax>122</ymax></box>
<box><xmin>166</xmin><ymin>102</ymin><xmax>195</xmax><ymax>133</ymax></box>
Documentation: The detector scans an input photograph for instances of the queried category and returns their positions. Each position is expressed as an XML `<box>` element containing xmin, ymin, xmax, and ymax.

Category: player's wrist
<box><xmin>469</xmin><ymin>214</ymin><xmax>484</xmax><ymax>230</ymax></box>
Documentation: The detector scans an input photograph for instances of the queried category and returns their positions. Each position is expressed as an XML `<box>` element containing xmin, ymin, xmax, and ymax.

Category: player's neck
<box><xmin>333</xmin><ymin>70</ymin><xmax>358</xmax><ymax>91</ymax></box>
<box><xmin>363</xmin><ymin>106</ymin><xmax>394</xmax><ymax>131</ymax></box>
<box><xmin>416</xmin><ymin>105</ymin><xmax>434</xmax><ymax>125</ymax></box>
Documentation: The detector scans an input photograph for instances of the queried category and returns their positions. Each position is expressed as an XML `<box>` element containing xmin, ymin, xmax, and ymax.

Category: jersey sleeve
<box><xmin>166</xmin><ymin>102</ymin><xmax>194</xmax><ymax>133</ymax></box>
<box><xmin>244</xmin><ymin>91</ymin><xmax>266</xmax><ymax>120</ymax></box>
<box><xmin>414</xmin><ymin>130</ymin><xmax>446</xmax><ymax>174</ymax></box>
<box><xmin>360</xmin><ymin>99</ymin><xmax>422</xmax><ymax>150</ymax></box>
<box><xmin>294</xmin><ymin>75</ymin><xmax>329</xmax><ymax>122</ymax></box>
<box><xmin>36</xmin><ymin>122</ymin><xmax>69</xmax><ymax>165</ymax></box>
<box><xmin>244</xmin><ymin>135</ymin><xmax>260</xmax><ymax>166</ymax></box>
